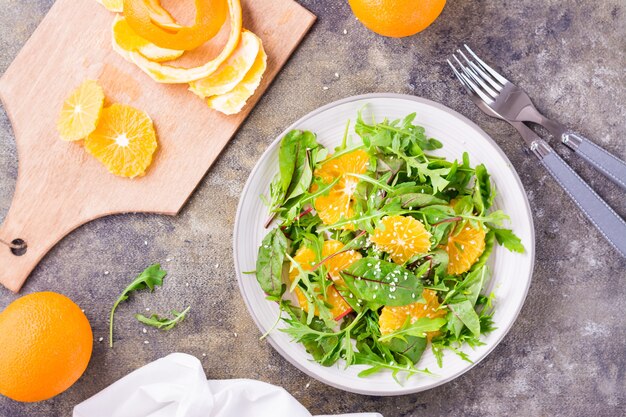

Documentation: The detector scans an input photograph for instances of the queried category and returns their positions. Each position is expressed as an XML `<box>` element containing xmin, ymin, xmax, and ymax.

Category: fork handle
<box><xmin>532</xmin><ymin>140</ymin><xmax>626</xmax><ymax>258</ymax></box>
<box><xmin>562</xmin><ymin>131</ymin><xmax>626</xmax><ymax>191</ymax></box>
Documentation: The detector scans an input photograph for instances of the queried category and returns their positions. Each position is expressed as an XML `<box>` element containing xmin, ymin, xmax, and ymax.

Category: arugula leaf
<box><xmin>109</xmin><ymin>264</ymin><xmax>167</xmax><ymax>347</ymax></box>
<box><xmin>341</xmin><ymin>259</ymin><xmax>426</xmax><ymax>306</ymax></box>
<box><xmin>136</xmin><ymin>306</ymin><xmax>190</xmax><ymax>330</ymax></box>
<box><xmin>256</xmin><ymin>229</ymin><xmax>288</xmax><ymax>298</ymax></box>
<box><xmin>492</xmin><ymin>228</ymin><xmax>525</xmax><ymax>253</ymax></box>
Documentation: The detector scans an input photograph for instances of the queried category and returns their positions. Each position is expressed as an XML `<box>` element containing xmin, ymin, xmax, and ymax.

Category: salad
<box><xmin>255</xmin><ymin>111</ymin><xmax>524</xmax><ymax>380</ymax></box>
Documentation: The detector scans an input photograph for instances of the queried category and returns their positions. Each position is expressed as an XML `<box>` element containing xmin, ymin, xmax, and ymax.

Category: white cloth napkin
<box><xmin>73</xmin><ymin>353</ymin><xmax>383</xmax><ymax>417</ymax></box>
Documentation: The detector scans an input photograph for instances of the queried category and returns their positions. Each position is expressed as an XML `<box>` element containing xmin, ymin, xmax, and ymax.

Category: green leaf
<box><xmin>341</xmin><ymin>258</ymin><xmax>425</xmax><ymax>306</ymax></box>
<box><xmin>470</xmin><ymin>230</ymin><xmax>495</xmax><ymax>272</ymax></box>
<box><xmin>399</xmin><ymin>193</ymin><xmax>447</xmax><ymax>209</ymax></box>
<box><xmin>136</xmin><ymin>306</ymin><xmax>190</xmax><ymax>330</ymax></box>
<box><xmin>109</xmin><ymin>264</ymin><xmax>167</xmax><ymax>347</ymax></box>
<box><xmin>279</xmin><ymin>130</ymin><xmax>318</xmax><ymax>193</ymax></box>
<box><xmin>284</xmin><ymin>151</ymin><xmax>313</xmax><ymax>202</ymax></box>
<box><xmin>387</xmin><ymin>336</ymin><xmax>428</xmax><ymax>364</ymax></box>
<box><xmin>472</xmin><ymin>164</ymin><xmax>494</xmax><ymax>215</ymax></box>
<box><xmin>492</xmin><ymin>228</ymin><xmax>525</xmax><ymax>253</ymax></box>
<box><xmin>448</xmin><ymin>300</ymin><xmax>481</xmax><ymax>337</ymax></box>
<box><xmin>255</xmin><ymin>229</ymin><xmax>288</xmax><ymax>298</ymax></box>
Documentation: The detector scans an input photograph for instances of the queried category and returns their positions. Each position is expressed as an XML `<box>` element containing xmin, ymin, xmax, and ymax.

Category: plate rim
<box><xmin>233</xmin><ymin>93</ymin><xmax>536</xmax><ymax>396</ymax></box>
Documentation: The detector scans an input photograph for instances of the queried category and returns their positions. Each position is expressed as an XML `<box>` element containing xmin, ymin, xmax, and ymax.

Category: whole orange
<box><xmin>348</xmin><ymin>0</ymin><xmax>447</xmax><ymax>38</ymax></box>
<box><xmin>0</xmin><ymin>292</ymin><xmax>93</xmax><ymax>402</ymax></box>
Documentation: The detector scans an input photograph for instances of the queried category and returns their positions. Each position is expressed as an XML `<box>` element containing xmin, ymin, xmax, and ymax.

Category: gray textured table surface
<box><xmin>1</xmin><ymin>1</ymin><xmax>625</xmax><ymax>416</ymax></box>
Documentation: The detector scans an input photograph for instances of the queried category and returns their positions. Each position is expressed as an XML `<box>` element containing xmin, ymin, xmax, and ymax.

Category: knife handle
<box><xmin>532</xmin><ymin>140</ymin><xmax>626</xmax><ymax>258</ymax></box>
<box><xmin>562</xmin><ymin>131</ymin><xmax>626</xmax><ymax>191</ymax></box>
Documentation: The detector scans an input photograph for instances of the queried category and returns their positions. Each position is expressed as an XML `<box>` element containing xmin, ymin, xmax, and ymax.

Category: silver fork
<box><xmin>452</xmin><ymin>45</ymin><xmax>626</xmax><ymax>191</ymax></box>
<box><xmin>448</xmin><ymin>46</ymin><xmax>626</xmax><ymax>258</ymax></box>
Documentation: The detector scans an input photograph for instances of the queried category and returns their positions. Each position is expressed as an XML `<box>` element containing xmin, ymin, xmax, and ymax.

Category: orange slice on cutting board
<box><xmin>56</xmin><ymin>80</ymin><xmax>105</xmax><ymax>142</ymax></box>
<box><xmin>84</xmin><ymin>103</ymin><xmax>158</xmax><ymax>178</ymax></box>
<box><xmin>188</xmin><ymin>29</ymin><xmax>261</xmax><ymax>98</ymax></box>
<box><xmin>96</xmin><ymin>0</ymin><xmax>123</xmax><ymax>13</ymax></box>
<box><xmin>205</xmin><ymin>43</ymin><xmax>267</xmax><ymax>115</ymax></box>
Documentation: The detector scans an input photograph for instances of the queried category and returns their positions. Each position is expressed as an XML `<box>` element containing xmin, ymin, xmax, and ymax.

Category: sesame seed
<box><xmin>143</xmin><ymin>328</ymin><xmax>147</xmax><ymax>333</ymax></box>
<box><xmin>144</xmin><ymin>340</ymin><xmax>149</xmax><ymax>344</ymax></box>
<box><xmin>98</xmin><ymin>337</ymin><xmax>103</xmax><ymax>342</ymax></box>
<box><xmin>343</xmin><ymin>29</ymin><xmax>348</xmax><ymax>34</ymax></box>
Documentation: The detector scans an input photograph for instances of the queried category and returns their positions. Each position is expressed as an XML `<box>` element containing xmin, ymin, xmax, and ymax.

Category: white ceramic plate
<box><xmin>233</xmin><ymin>94</ymin><xmax>535</xmax><ymax>395</ymax></box>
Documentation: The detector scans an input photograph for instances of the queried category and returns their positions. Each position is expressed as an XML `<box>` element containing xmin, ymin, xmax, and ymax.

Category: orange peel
<box><xmin>112</xmin><ymin>15</ymin><xmax>184</xmax><ymax>63</ymax></box>
<box><xmin>127</xmin><ymin>0</ymin><xmax>243</xmax><ymax>84</ymax></box>
<box><xmin>123</xmin><ymin>0</ymin><xmax>228</xmax><ymax>51</ymax></box>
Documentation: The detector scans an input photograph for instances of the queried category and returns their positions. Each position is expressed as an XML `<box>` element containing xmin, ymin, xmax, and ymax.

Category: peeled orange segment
<box><xmin>370</xmin><ymin>215</ymin><xmax>431</xmax><ymax>264</ymax></box>
<box><xmin>205</xmin><ymin>44</ymin><xmax>267</xmax><ymax>115</ymax></box>
<box><xmin>123</xmin><ymin>0</ymin><xmax>228</xmax><ymax>51</ymax></box>
<box><xmin>57</xmin><ymin>80</ymin><xmax>105</xmax><ymax>142</ymax></box>
<box><xmin>289</xmin><ymin>240</ymin><xmax>362</xmax><ymax>283</ymax></box>
<box><xmin>289</xmin><ymin>240</ymin><xmax>358</xmax><ymax>319</ymax></box>
<box><xmin>96</xmin><ymin>0</ymin><xmax>124</xmax><ymax>12</ymax></box>
<box><xmin>112</xmin><ymin>15</ymin><xmax>184</xmax><ymax>63</ymax></box>
<box><xmin>320</xmin><ymin>240</ymin><xmax>362</xmax><ymax>283</ymax></box>
<box><xmin>127</xmin><ymin>0</ymin><xmax>243</xmax><ymax>83</ymax></box>
<box><xmin>379</xmin><ymin>289</ymin><xmax>447</xmax><ymax>339</ymax></box>
<box><xmin>84</xmin><ymin>103</ymin><xmax>157</xmax><ymax>178</ymax></box>
<box><xmin>189</xmin><ymin>29</ymin><xmax>261</xmax><ymax>98</ymax></box>
<box><xmin>445</xmin><ymin>223</ymin><xmax>486</xmax><ymax>275</ymax></box>
<box><xmin>312</xmin><ymin>150</ymin><xmax>369</xmax><ymax>228</ymax></box>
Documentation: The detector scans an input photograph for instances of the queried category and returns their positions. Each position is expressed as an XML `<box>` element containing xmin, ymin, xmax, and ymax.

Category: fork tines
<box><xmin>447</xmin><ymin>45</ymin><xmax>510</xmax><ymax>104</ymax></box>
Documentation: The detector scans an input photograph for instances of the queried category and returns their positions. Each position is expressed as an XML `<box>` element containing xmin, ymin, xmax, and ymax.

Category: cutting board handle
<box><xmin>0</xmin><ymin>187</ymin><xmax>85</xmax><ymax>293</ymax></box>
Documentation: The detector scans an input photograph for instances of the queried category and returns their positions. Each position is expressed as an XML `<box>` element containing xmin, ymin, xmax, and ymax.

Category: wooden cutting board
<box><xmin>0</xmin><ymin>0</ymin><xmax>315</xmax><ymax>292</ymax></box>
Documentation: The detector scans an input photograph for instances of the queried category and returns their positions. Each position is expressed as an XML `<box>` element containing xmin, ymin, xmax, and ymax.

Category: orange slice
<box><xmin>57</xmin><ymin>80</ymin><xmax>105</xmax><ymax>142</ymax></box>
<box><xmin>205</xmin><ymin>43</ymin><xmax>267</xmax><ymax>115</ymax></box>
<box><xmin>312</xmin><ymin>150</ymin><xmax>369</xmax><ymax>228</ymax></box>
<box><xmin>84</xmin><ymin>103</ymin><xmax>157</xmax><ymax>178</ymax></box>
<box><xmin>112</xmin><ymin>15</ymin><xmax>184</xmax><ymax>63</ymax></box>
<box><xmin>96</xmin><ymin>0</ymin><xmax>123</xmax><ymax>12</ymax></box>
<box><xmin>445</xmin><ymin>223</ymin><xmax>486</xmax><ymax>275</ymax></box>
<box><xmin>379</xmin><ymin>289</ymin><xmax>447</xmax><ymax>339</ymax></box>
<box><xmin>370</xmin><ymin>215</ymin><xmax>431</xmax><ymax>264</ymax></box>
<box><xmin>289</xmin><ymin>240</ymin><xmax>359</xmax><ymax>319</ymax></box>
<box><xmin>127</xmin><ymin>0</ymin><xmax>243</xmax><ymax>83</ymax></box>
<box><xmin>189</xmin><ymin>29</ymin><xmax>261</xmax><ymax>98</ymax></box>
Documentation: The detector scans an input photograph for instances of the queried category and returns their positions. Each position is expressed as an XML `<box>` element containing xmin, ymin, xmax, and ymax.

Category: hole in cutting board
<box><xmin>10</xmin><ymin>239</ymin><xmax>27</xmax><ymax>256</ymax></box>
